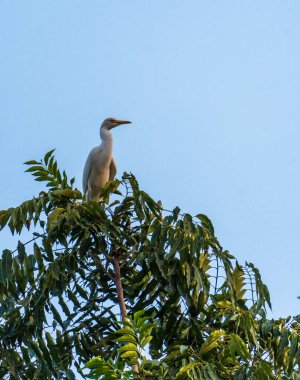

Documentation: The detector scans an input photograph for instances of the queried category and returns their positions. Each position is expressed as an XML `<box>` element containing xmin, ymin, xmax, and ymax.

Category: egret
<box><xmin>83</xmin><ymin>117</ymin><xmax>131</xmax><ymax>201</ymax></box>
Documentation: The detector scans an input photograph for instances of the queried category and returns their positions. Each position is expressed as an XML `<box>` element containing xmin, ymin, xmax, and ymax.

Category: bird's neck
<box><xmin>100</xmin><ymin>128</ymin><xmax>113</xmax><ymax>149</ymax></box>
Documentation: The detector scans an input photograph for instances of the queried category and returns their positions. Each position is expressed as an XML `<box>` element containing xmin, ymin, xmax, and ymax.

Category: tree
<box><xmin>0</xmin><ymin>150</ymin><xmax>299</xmax><ymax>379</ymax></box>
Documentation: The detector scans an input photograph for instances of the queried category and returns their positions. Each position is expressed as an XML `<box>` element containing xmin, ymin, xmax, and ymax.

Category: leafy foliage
<box><xmin>0</xmin><ymin>150</ymin><xmax>299</xmax><ymax>379</ymax></box>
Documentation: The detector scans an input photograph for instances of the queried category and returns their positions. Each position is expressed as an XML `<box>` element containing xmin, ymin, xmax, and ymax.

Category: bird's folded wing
<box><xmin>82</xmin><ymin>154</ymin><xmax>93</xmax><ymax>194</ymax></box>
<box><xmin>109</xmin><ymin>157</ymin><xmax>117</xmax><ymax>181</ymax></box>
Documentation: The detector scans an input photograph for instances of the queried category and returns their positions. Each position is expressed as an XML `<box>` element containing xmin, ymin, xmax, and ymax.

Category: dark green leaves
<box><xmin>1</xmin><ymin>249</ymin><xmax>13</xmax><ymax>284</ymax></box>
<box><xmin>24</xmin><ymin>149</ymin><xmax>76</xmax><ymax>190</ymax></box>
<box><xmin>0</xmin><ymin>210</ymin><xmax>10</xmax><ymax>230</ymax></box>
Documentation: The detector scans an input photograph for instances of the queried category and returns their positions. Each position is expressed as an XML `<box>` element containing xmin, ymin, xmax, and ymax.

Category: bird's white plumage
<box><xmin>82</xmin><ymin>118</ymin><xmax>131</xmax><ymax>201</ymax></box>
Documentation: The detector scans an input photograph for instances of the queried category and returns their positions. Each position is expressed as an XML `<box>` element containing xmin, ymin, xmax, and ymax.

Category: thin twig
<box><xmin>11</xmin><ymin>235</ymin><xmax>42</xmax><ymax>254</ymax></box>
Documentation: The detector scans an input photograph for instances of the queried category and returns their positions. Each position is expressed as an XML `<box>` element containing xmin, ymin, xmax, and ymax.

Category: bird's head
<box><xmin>101</xmin><ymin>117</ymin><xmax>131</xmax><ymax>130</ymax></box>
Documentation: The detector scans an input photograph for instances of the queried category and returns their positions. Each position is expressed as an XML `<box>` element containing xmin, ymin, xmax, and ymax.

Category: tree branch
<box><xmin>112</xmin><ymin>257</ymin><xmax>128</xmax><ymax>320</ymax></box>
<box><xmin>112</xmin><ymin>253</ymin><xmax>139</xmax><ymax>374</ymax></box>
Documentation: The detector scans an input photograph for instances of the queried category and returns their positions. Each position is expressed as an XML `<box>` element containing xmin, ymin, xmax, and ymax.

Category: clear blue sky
<box><xmin>1</xmin><ymin>1</ymin><xmax>299</xmax><ymax>318</ymax></box>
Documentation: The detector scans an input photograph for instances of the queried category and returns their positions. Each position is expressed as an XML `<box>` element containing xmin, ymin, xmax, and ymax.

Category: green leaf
<box><xmin>100</xmin><ymin>179</ymin><xmax>121</xmax><ymax>200</ymax></box>
<box><xmin>25</xmin><ymin>165</ymin><xmax>45</xmax><ymax>173</ymax></box>
<box><xmin>0</xmin><ymin>210</ymin><xmax>10</xmax><ymax>230</ymax></box>
<box><xmin>2</xmin><ymin>249</ymin><xmax>12</xmax><ymax>282</ymax></box>
<box><xmin>34</xmin><ymin>243</ymin><xmax>44</xmax><ymax>270</ymax></box>
<box><xmin>24</xmin><ymin>255</ymin><xmax>35</xmax><ymax>286</ymax></box>
<box><xmin>120</xmin><ymin>351</ymin><xmax>138</xmax><ymax>358</ymax></box>
<box><xmin>45</xmin><ymin>332</ymin><xmax>60</xmax><ymax>364</ymax></box>
<box><xmin>66</xmin><ymin>369</ymin><xmax>76</xmax><ymax>380</ymax></box>
<box><xmin>116</xmin><ymin>327</ymin><xmax>135</xmax><ymax>336</ymax></box>
<box><xmin>200</xmin><ymin>330</ymin><xmax>224</xmax><ymax>355</ymax></box>
<box><xmin>50</xmin><ymin>304</ymin><xmax>64</xmax><ymax>328</ymax></box>
<box><xmin>140</xmin><ymin>335</ymin><xmax>153</xmax><ymax>348</ymax></box>
<box><xmin>24</xmin><ymin>160</ymin><xmax>40</xmax><ymax>165</ymax></box>
<box><xmin>44</xmin><ymin>149</ymin><xmax>56</xmax><ymax>165</ymax></box>
<box><xmin>18</xmin><ymin>241</ymin><xmax>26</xmax><ymax>264</ymax></box>
<box><xmin>58</xmin><ymin>295</ymin><xmax>71</xmax><ymax>317</ymax></box>
<box><xmin>119</xmin><ymin>343</ymin><xmax>138</xmax><ymax>353</ymax></box>
<box><xmin>113</xmin><ymin>335</ymin><xmax>137</xmax><ymax>344</ymax></box>
<box><xmin>195</xmin><ymin>214</ymin><xmax>214</xmax><ymax>235</ymax></box>
<box><xmin>133</xmin><ymin>309</ymin><xmax>145</xmax><ymax>322</ymax></box>
<box><xmin>228</xmin><ymin>333</ymin><xmax>250</xmax><ymax>362</ymax></box>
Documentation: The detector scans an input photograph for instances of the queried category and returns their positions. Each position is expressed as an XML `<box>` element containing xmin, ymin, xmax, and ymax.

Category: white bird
<box><xmin>83</xmin><ymin>117</ymin><xmax>131</xmax><ymax>201</ymax></box>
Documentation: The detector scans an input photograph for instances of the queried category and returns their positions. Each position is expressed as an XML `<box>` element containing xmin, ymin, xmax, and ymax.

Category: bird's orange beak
<box><xmin>115</xmin><ymin>119</ymin><xmax>132</xmax><ymax>125</ymax></box>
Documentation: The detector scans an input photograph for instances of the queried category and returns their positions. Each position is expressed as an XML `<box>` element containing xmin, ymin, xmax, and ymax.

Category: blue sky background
<box><xmin>1</xmin><ymin>1</ymin><xmax>299</xmax><ymax>318</ymax></box>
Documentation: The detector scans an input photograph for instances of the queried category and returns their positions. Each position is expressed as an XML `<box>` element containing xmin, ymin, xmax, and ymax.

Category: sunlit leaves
<box><xmin>85</xmin><ymin>357</ymin><xmax>124</xmax><ymax>380</ymax></box>
<box><xmin>227</xmin><ymin>334</ymin><xmax>250</xmax><ymax>362</ymax></box>
<box><xmin>112</xmin><ymin>311</ymin><xmax>154</xmax><ymax>367</ymax></box>
<box><xmin>200</xmin><ymin>330</ymin><xmax>225</xmax><ymax>355</ymax></box>
<box><xmin>86</xmin><ymin>311</ymin><xmax>155</xmax><ymax>379</ymax></box>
